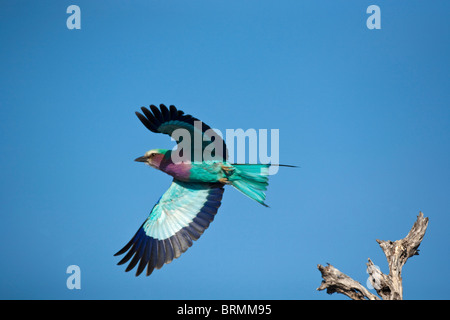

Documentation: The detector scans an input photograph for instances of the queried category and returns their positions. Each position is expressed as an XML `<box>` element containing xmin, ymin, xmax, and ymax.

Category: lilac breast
<box><xmin>161</xmin><ymin>161</ymin><xmax>191</xmax><ymax>181</ymax></box>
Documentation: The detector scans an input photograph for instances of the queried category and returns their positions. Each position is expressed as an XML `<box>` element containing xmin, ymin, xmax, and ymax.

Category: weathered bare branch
<box><xmin>317</xmin><ymin>263</ymin><xmax>380</xmax><ymax>300</ymax></box>
<box><xmin>366</xmin><ymin>258</ymin><xmax>393</xmax><ymax>300</ymax></box>
<box><xmin>317</xmin><ymin>212</ymin><xmax>429</xmax><ymax>300</ymax></box>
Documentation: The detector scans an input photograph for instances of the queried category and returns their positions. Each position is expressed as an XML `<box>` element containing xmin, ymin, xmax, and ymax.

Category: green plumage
<box><xmin>188</xmin><ymin>162</ymin><xmax>270</xmax><ymax>206</ymax></box>
<box><xmin>228</xmin><ymin>164</ymin><xmax>270</xmax><ymax>207</ymax></box>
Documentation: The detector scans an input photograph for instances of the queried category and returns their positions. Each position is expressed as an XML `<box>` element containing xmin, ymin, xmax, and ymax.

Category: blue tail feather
<box><xmin>229</xmin><ymin>164</ymin><xmax>270</xmax><ymax>207</ymax></box>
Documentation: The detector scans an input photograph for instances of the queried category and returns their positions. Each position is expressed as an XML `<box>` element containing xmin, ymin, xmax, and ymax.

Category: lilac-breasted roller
<box><xmin>115</xmin><ymin>104</ymin><xmax>290</xmax><ymax>276</ymax></box>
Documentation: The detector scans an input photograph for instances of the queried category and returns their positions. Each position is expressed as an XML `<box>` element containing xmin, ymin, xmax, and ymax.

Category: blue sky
<box><xmin>0</xmin><ymin>0</ymin><xmax>449</xmax><ymax>299</ymax></box>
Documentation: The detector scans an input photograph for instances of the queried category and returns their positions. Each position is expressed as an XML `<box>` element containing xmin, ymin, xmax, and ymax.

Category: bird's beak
<box><xmin>134</xmin><ymin>156</ymin><xmax>148</xmax><ymax>162</ymax></box>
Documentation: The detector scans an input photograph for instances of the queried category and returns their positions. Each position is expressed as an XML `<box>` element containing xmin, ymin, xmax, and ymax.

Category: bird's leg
<box><xmin>219</xmin><ymin>177</ymin><xmax>231</xmax><ymax>184</ymax></box>
<box><xmin>220</xmin><ymin>164</ymin><xmax>234</xmax><ymax>184</ymax></box>
<box><xmin>221</xmin><ymin>164</ymin><xmax>235</xmax><ymax>176</ymax></box>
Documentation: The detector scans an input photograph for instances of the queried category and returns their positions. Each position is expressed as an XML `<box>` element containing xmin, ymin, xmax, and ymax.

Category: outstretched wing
<box><xmin>135</xmin><ymin>104</ymin><xmax>228</xmax><ymax>161</ymax></box>
<box><xmin>115</xmin><ymin>180</ymin><xmax>225</xmax><ymax>276</ymax></box>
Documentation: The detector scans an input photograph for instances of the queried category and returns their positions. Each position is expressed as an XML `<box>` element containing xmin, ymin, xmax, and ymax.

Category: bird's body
<box><xmin>137</xmin><ymin>148</ymin><xmax>271</xmax><ymax>203</ymax></box>
<box><xmin>139</xmin><ymin>149</ymin><xmax>227</xmax><ymax>182</ymax></box>
<box><xmin>115</xmin><ymin>104</ymin><xmax>285</xmax><ymax>276</ymax></box>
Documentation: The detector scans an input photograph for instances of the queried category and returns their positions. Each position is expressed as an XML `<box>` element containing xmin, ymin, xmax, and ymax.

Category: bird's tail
<box><xmin>229</xmin><ymin>164</ymin><xmax>271</xmax><ymax>207</ymax></box>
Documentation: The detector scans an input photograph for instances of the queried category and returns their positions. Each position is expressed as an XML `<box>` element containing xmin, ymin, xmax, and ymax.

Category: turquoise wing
<box><xmin>135</xmin><ymin>104</ymin><xmax>228</xmax><ymax>161</ymax></box>
<box><xmin>115</xmin><ymin>180</ymin><xmax>225</xmax><ymax>276</ymax></box>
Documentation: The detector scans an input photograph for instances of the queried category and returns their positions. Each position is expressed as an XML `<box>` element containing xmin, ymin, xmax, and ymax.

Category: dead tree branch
<box><xmin>317</xmin><ymin>264</ymin><xmax>380</xmax><ymax>300</ymax></box>
<box><xmin>317</xmin><ymin>212</ymin><xmax>429</xmax><ymax>300</ymax></box>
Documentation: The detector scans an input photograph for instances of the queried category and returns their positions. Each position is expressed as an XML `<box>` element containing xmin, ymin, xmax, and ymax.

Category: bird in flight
<box><xmin>115</xmin><ymin>104</ymin><xmax>290</xmax><ymax>276</ymax></box>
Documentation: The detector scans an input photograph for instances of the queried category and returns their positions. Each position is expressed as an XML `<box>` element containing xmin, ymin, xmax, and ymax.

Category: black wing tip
<box><xmin>135</xmin><ymin>104</ymin><xmax>228</xmax><ymax>160</ymax></box>
<box><xmin>135</xmin><ymin>110</ymin><xmax>144</xmax><ymax>121</ymax></box>
<box><xmin>135</xmin><ymin>110</ymin><xmax>159</xmax><ymax>133</ymax></box>
<box><xmin>115</xmin><ymin>224</ymin><xmax>208</xmax><ymax>277</ymax></box>
<box><xmin>136</xmin><ymin>104</ymin><xmax>184</xmax><ymax>133</ymax></box>
<box><xmin>138</xmin><ymin>103</ymin><xmax>183</xmax><ymax>118</ymax></box>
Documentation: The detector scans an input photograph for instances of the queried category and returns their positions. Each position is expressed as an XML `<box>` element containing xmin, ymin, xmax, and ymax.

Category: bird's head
<box><xmin>134</xmin><ymin>149</ymin><xmax>170</xmax><ymax>169</ymax></box>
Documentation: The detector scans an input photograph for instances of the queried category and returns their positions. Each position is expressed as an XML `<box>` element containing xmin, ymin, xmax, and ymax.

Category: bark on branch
<box><xmin>317</xmin><ymin>212</ymin><xmax>429</xmax><ymax>300</ymax></box>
